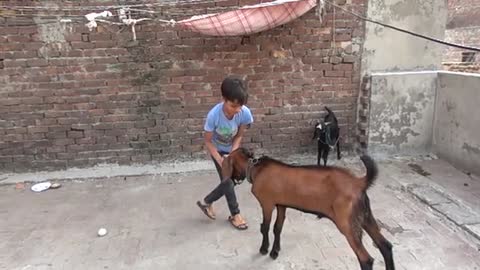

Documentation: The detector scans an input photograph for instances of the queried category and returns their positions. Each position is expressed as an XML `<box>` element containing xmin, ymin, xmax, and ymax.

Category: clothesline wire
<box><xmin>2</xmin><ymin>0</ymin><xmax>480</xmax><ymax>52</ymax></box>
<box><xmin>0</xmin><ymin>0</ymin><xmax>240</xmax><ymax>11</ymax></box>
<box><xmin>323</xmin><ymin>0</ymin><xmax>480</xmax><ymax>52</ymax></box>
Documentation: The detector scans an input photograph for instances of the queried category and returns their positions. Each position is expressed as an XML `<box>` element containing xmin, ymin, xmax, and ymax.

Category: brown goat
<box><xmin>221</xmin><ymin>148</ymin><xmax>394</xmax><ymax>270</ymax></box>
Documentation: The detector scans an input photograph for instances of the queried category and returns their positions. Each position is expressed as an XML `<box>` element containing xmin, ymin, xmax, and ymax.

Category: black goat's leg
<box><xmin>336</xmin><ymin>138</ymin><xmax>341</xmax><ymax>160</ymax></box>
<box><xmin>322</xmin><ymin>147</ymin><xmax>330</xmax><ymax>166</ymax></box>
<box><xmin>317</xmin><ymin>142</ymin><xmax>322</xmax><ymax>166</ymax></box>
<box><xmin>259</xmin><ymin>203</ymin><xmax>274</xmax><ymax>255</ymax></box>
<box><xmin>270</xmin><ymin>205</ymin><xmax>286</xmax><ymax>259</ymax></box>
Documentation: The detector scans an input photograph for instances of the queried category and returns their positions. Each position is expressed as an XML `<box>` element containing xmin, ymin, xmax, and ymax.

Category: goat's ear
<box><xmin>221</xmin><ymin>156</ymin><xmax>233</xmax><ymax>182</ymax></box>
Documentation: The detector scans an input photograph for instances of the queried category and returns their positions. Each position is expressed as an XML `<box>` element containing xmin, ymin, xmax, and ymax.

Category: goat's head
<box><xmin>313</xmin><ymin>107</ymin><xmax>338</xmax><ymax>141</ymax></box>
<box><xmin>313</xmin><ymin>120</ymin><xmax>333</xmax><ymax>140</ymax></box>
<box><xmin>221</xmin><ymin>148</ymin><xmax>254</xmax><ymax>182</ymax></box>
<box><xmin>323</xmin><ymin>106</ymin><xmax>338</xmax><ymax>124</ymax></box>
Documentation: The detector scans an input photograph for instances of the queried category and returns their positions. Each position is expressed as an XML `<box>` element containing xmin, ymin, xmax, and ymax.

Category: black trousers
<box><xmin>203</xmin><ymin>151</ymin><xmax>240</xmax><ymax>216</ymax></box>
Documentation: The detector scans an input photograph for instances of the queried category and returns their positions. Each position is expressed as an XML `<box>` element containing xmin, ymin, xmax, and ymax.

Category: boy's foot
<box><xmin>228</xmin><ymin>214</ymin><xmax>248</xmax><ymax>230</ymax></box>
<box><xmin>197</xmin><ymin>201</ymin><xmax>216</xmax><ymax>220</ymax></box>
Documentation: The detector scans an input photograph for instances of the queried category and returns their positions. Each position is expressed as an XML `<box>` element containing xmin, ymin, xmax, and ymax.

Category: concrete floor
<box><xmin>1</xmin><ymin>155</ymin><xmax>480</xmax><ymax>270</ymax></box>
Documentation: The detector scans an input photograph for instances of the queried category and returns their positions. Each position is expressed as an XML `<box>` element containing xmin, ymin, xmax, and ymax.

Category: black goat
<box><xmin>312</xmin><ymin>106</ymin><xmax>341</xmax><ymax>166</ymax></box>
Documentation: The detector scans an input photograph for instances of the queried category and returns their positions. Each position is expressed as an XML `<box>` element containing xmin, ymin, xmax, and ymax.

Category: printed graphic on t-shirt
<box><xmin>215</xmin><ymin>126</ymin><xmax>237</xmax><ymax>146</ymax></box>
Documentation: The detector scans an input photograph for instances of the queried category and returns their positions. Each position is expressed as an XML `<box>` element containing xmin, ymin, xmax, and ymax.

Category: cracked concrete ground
<box><xmin>1</xmin><ymin>154</ymin><xmax>480</xmax><ymax>270</ymax></box>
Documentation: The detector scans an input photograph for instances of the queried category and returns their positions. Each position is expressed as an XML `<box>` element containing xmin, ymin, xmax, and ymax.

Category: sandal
<box><xmin>197</xmin><ymin>201</ymin><xmax>216</xmax><ymax>220</ymax></box>
<box><xmin>228</xmin><ymin>215</ymin><xmax>248</xmax><ymax>230</ymax></box>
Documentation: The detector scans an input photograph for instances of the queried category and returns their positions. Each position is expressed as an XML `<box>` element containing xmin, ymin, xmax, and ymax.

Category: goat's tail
<box><xmin>360</xmin><ymin>155</ymin><xmax>378</xmax><ymax>190</ymax></box>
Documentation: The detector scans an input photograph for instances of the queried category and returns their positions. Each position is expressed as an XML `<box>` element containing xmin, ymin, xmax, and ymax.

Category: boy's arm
<box><xmin>231</xmin><ymin>124</ymin><xmax>249</xmax><ymax>152</ymax></box>
<box><xmin>204</xmin><ymin>131</ymin><xmax>224</xmax><ymax>165</ymax></box>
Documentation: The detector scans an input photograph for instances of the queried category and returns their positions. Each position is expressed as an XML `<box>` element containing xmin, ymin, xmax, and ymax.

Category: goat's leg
<box><xmin>337</xmin><ymin>222</ymin><xmax>374</xmax><ymax>270</ymax></box>
<box><xmin>270</xmin><ymin>205</ymin><xmax>286</xmax><ymax>259</ymax></box>
<box><xmin>336</xmin><ymin>137</ymin><xmax>341</xmax><ymax>160</ymax></box>
<box><xmin>317</xmin><ymin>142</ymin><xmax>322</xmax><ymax>166</ymax></box>
<box><xmin>322</xmin><ymin>147</ymin><xmax>330</xmax><ymax>166</ymax></box>
<box><xmin>361</xmin><ymin>195</ymin><xmax>394</xmax><ymax>270</ymax></box>
<box><xmin>363</xmin><ymin>215</ymin><xmax>395</xmax><ymax>270</ymax></box>
<box><xmin>259</xmin><ymin>204</ymin><xmax>274</xmax><ymax>255</ymax></box>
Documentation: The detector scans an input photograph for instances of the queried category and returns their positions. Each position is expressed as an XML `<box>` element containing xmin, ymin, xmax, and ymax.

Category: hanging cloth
<box><xmin>177</xmin><ymin>0</ymin><xmax>318</xmax><ymax>36</ymax></box>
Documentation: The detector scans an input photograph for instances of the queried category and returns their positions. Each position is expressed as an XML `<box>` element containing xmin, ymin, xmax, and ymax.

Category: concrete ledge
<box><xmin>0</xmin><ymin>160</ymin><xmax>214</xmax><ymax>185</ymax></box>
<box><xmin>0</xmin><ymin>152</ymin><xmax>321</xmax><ymax>185</ymax></box>
<box><xmin>406</xmin><ymin>180</ymin><xmax>480</xmax><ymax>241</ymax></box>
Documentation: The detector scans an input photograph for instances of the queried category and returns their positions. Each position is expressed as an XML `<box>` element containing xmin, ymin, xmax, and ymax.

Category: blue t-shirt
<box><xmin>204</xmin><ymin>102</ymin><xmax>254</xmax><ymax>153</ymax></box>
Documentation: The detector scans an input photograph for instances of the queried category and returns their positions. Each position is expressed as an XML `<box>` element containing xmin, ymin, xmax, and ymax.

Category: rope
<box><xmin>318</xmin><ymin>135</ymin><xmax>339</xmax><ymax>149</ymax></box>
<box><xmin>245</xmin><ymin>158</ymin><xmax>259</xmax><ymax>184</ymax></box>
<box><xmin>0</xmin><ymin>0</ymin><xmax>236</xmax><ymax>10</ymax></box>
<box><xmin>315</xmin><ymin>0</ymin><xmax>325</xmax><ymax>24</ymax></box>
<box><xmin>2</xmin><ymin>0</ymin><xmax>480</xmax><ymax>52</ymax></box>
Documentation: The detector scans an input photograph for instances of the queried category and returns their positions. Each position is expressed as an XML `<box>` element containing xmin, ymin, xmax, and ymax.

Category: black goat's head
<box><xmin>313</xmin><ymin>120</ymin><xmax>334</xmax><ymax>140</ymax></box>
<box><xmin>312</xmin><ymin>107</ymin><xmax>338</xmax><ymax>141</ymax></box>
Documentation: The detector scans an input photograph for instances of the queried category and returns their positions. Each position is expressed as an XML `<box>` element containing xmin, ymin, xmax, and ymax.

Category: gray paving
<box><xmin>1</xmin><ymin>157</ymin><xmax>480</xmax><ymax>270</ymax></box>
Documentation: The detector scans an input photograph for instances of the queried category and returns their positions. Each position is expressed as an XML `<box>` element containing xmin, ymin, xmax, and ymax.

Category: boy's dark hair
<box><xmin>221</xmin><ymin>76</ymin><xmax>248</xmax><ymax>105</ymax></box>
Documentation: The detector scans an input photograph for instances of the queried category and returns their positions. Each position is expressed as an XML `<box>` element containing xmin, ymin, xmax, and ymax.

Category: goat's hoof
<box><xmin>259</xmin><ymin>247</ymin><xmax>269</xmax><ymax>255</ymax></box>
<box><xmin>269</xmin><ymin>250</ymin><xmax>279</xmax><ymax>260</ymax></box>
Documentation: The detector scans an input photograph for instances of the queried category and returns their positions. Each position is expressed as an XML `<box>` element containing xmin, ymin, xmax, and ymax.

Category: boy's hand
<box><xmin>218</xmin><ymin>154</ymin><xmax>228</xmax><ymax>167</ymax></box>
<box><xmin>218</xmin><ymin>157</ymin><xmax>224</xmax><ymax>167</ymax></box>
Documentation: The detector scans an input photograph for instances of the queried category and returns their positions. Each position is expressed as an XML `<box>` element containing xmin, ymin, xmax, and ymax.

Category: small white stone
<box><xmin>97</xmin><ymin>228</ymin><xmax>108</xmax><ymax>237</ymax></box>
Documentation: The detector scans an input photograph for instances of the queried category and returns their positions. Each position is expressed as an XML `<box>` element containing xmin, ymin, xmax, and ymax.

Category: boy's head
<box><xmin>221</xmin><ymin>76</ymin><xmax>248</xmax><ymax>106</ymax></box>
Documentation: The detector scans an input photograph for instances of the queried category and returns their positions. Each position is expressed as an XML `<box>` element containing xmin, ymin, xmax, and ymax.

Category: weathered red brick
<box><xmin>0</xmin><ymin>0</ymin><xmax>365</xmax><ymax>171</ymax></box>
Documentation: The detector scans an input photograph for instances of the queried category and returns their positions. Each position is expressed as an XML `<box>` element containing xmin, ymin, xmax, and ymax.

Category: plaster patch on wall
<box><xmin>445</xmin><ymin>99</ymin><xmax>456</xmax><ymax>112</ymax></box>
<box><xmin>369</xmin><ymin>74</ymin><xmax>436</xmax><ymax>153</ymax></box>
<box><xmin>370</xmin><ymin>94</ymin><xmax>423</xmax><ymax>147</ymax></box>
<box><xmin>34</xmin><ymin>2</ymin><xmax>72</xmax><ymax>58</ymax></box>
<box><xmin>462</xmin><ymin>143</ymin><xmax>480</xmax><ymax>155</ymax></box>
<box><xmin>390</xmin><ymin>0</ymin><xmax>436</xmax><ymax>19</ymax></box>
<box><xmin>368</xmin><ymin>0</ymin><xmax>388</xmax><ymax>19</ymax></box>
<box><xmin>433</xmin><ymin>72</ymin><xmax>480</xmax><ymax>176</ymax></box>
<box><xmin>362</xmin><ymin>0</ymin><xmax>446</xmax><ymax>74</ymax></box>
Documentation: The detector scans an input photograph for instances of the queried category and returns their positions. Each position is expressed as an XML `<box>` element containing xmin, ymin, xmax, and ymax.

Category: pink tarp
<box><xmin>177</xmin><ymin>0</ymin><xmax>318</xmax><ymax>36</ymax></box>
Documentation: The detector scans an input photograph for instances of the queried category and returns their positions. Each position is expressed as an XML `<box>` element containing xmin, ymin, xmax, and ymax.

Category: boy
<box><xmin>196</xmin><ymin>76</ymin><xmax>253</xmax><ymax>230</ymax></box>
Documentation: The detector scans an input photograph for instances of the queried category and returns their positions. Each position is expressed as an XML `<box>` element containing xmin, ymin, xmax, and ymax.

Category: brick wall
<box><xmin>444</xmin><ymin>28</ymin><xmax>480</xmax><ymax>65</ymax></box>
<box><xmin>356</xmin><ymin>75</ymin><xmax>370</xmax><ymax>152</ymax></box>
<box><xmin>443</xmin><ymin>0</ymin><xmax>480</xmax><ymax>66</ymax></box>
<box><xmin>0</xmin><ymin>0</ymin><xmax>366</xmax><ymax>172</ymax></box>
<box><xmin>443</xmin><ymin>62</ymin><xmax>480</xmax><ymax>73</ymax></box>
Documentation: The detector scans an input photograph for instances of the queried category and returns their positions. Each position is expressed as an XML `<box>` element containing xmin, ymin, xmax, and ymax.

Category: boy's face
<box><xmin>223</xmin><ymin>99</ymin><xmax>243</xmax><ymax>119</ymax></box>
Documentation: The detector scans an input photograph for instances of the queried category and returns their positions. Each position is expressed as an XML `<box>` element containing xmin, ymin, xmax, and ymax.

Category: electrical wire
<box><xmin>324</xmin><ymin>0</ymin><xmax>480</xmax><ymax>52</ymax></box>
